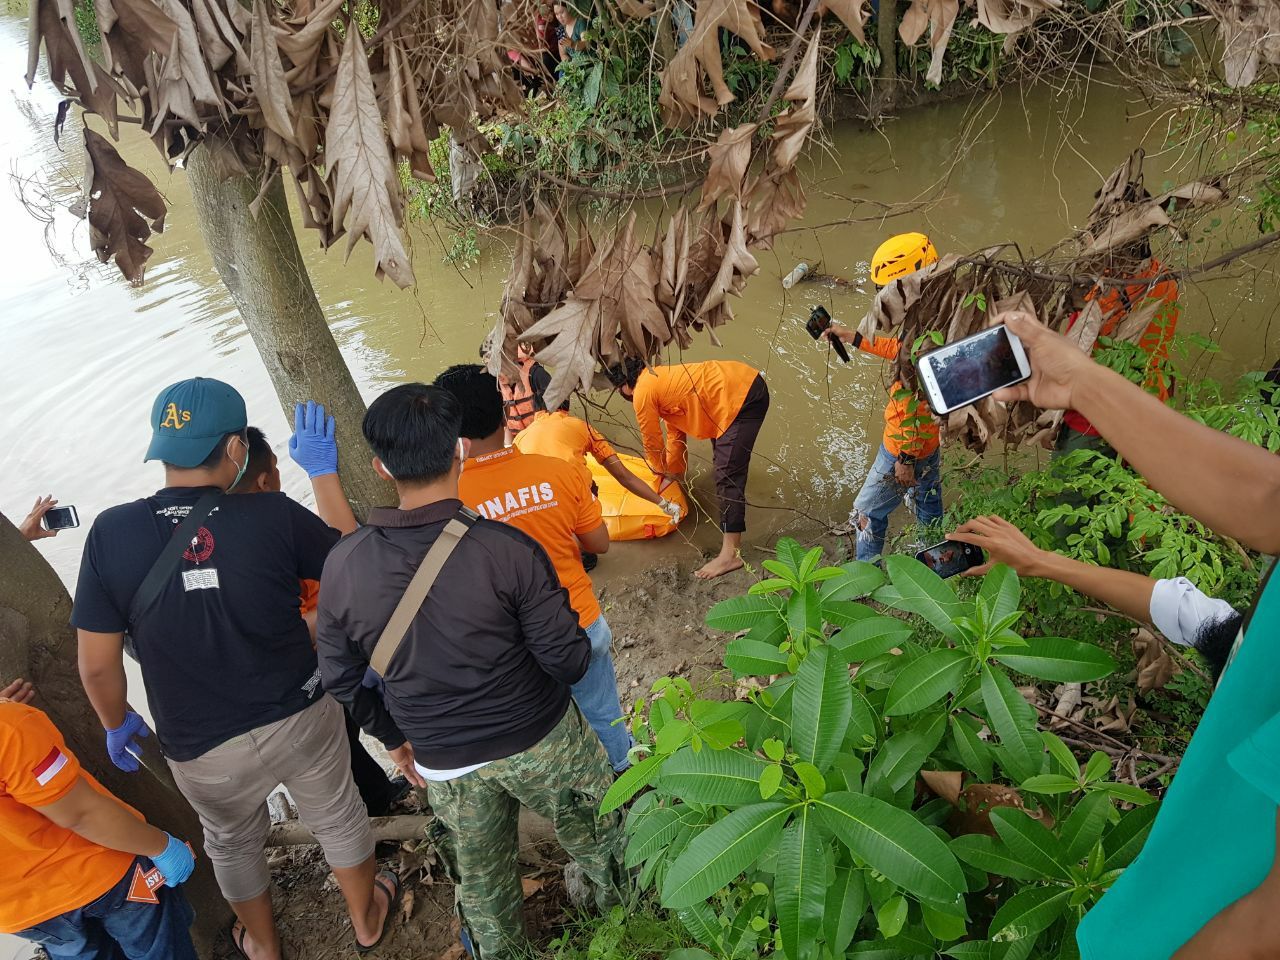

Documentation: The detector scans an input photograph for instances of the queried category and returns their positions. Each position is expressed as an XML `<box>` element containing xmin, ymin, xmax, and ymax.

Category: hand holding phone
<box><xmin>18</xmin><ymin>496</ymin><xmax>77</xmax><ymax>542</ymax></box>
<box><xmin>915</xmin><ymin>539</ymin><xmax>985</xmax><ymax>579</ymax></box>
<box><xmin>806</xmin><ymin>306</ymin><xmax>851</xmax><ymax>363</ymax></box>
<box><xmin>913</xmin><ymin>323</ymin><xmax>1031</xmax><ymax>416</ymax></box>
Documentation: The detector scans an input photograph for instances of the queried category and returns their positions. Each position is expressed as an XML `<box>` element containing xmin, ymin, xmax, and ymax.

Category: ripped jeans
<box><xmin>849</xmin><ymin>445</ymin><xmax>943</xmax><ymax>562</ymax></box>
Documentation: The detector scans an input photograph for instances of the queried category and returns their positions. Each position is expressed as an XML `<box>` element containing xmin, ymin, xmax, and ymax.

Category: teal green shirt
<box><xmin>1078</xmin><ymin>568</ymin><xmax>1277</xmax><ymax>958</ymax></box>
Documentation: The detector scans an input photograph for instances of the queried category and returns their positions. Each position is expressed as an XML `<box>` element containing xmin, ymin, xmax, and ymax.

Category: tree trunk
<box><xmin>0</xmin><ymin>513</ymin><xmax>227</xmax><ymax>954</ymax></box>
<box><xmin>186</xmin><ymin>146</ymin><xmax>394</xmax><ymax>521</ymax></box>
<box><xmin>873</xmin><ymin>0</ymin><xmax>899</xmax><ymax>116</ymax></box>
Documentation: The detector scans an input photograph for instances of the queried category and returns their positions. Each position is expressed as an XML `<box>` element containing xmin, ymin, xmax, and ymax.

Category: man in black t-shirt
<box><xmin>72</xmin><ymin>378</ymin><xmax>400</xmax><ymax>960</ymax></box>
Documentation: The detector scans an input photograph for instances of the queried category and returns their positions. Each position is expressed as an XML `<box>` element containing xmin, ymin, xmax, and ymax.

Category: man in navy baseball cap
<box><xmin>144</xmin><ymin>377</ymin><xmax>248</xmax><ymax>469</ymax></box>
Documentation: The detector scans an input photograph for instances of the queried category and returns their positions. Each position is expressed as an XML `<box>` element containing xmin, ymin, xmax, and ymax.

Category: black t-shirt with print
<box><xmin>71</xmin><ymin>487</ymin><xmax>340</xmax><ymax>762</ymax></box>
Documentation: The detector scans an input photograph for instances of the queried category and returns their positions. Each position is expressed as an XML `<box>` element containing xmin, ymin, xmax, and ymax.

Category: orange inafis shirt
<box><xmin>0</xmin><ymin>702</ymin><xmax>139</xmax><ymax>933</ymax></box>
<box><xmin>854</xmin><ymin>336</ymin><xmax>940</xmax><ymax>459</ymax></box>
<box><xmin>458</xmin><ymin>447</ymin><xmax>604</xmax><ymax>627</ymax></box>
<box><xmin>513</xmin><ymin>411</ymin><xmax>617</xmax><ymax>479</ymax></box>
<box><xmin>631</xmin><ymin>361</ymin><xmax>759</xmax><ymax>476</ymax></box>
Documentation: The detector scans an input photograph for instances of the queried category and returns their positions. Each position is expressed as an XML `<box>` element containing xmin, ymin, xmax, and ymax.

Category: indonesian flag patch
<box><xmin>32</xmin><ymin>746</ymin><xmax>69</xmax><ymax>787</ymax></box>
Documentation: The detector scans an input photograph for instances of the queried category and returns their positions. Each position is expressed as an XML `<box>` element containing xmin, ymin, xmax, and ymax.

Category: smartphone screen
<box><xmin>922</xmin><ymin>325</ymin><xmax>1028</xmax><ymax>412</ymax></box>
<box><xmin>915</xmin><ymin>540</ymin><xmax>983</xmax><ymax>579</ymax></box>
<box><xmin>41</xmin><ymin>506</ymin><xmax>79</xmax><ymax>530</ymax></box>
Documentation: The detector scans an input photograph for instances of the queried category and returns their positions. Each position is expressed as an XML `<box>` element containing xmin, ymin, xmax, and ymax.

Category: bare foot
<box><xmin>694</xmin><ymin>553</ymin><xmax>744</xmax><ymax>580</ymax></box>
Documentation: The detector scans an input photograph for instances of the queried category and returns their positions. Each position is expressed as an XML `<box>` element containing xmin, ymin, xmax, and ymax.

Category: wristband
<box><xmin>852</xmin><ymin>331</ymin><xmax>864</xmax><ymax>349</ymax></box>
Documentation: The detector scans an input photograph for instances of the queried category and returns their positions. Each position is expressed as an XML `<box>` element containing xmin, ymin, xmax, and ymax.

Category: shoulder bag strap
<box><xmin>369</xmin><ymin>506</ymin><xmax>479</xmax><ymax>677</ymax></box>
<box><xmin>128</xmin><ymin>490</ymin><xmax>223</xmax><ymax>626</ymax></box>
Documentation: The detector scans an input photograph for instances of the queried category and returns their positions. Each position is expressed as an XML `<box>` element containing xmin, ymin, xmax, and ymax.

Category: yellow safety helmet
<box><xmin>871</xmin><ymin>232</ymin><xmax>939</xmax><ymax>286</ymax></box>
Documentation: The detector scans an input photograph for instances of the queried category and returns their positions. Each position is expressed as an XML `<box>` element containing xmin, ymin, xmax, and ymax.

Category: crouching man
<box><xmin>315</xmin><ymin>383</ymin><xmax>628</xmax><ymax>960</ymax></box>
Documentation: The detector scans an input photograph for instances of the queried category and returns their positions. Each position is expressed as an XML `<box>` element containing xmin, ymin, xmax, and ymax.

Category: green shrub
<box><xmin>604</xmin><ymin>542</ymin><xmax>1157</xmax><ymax>958</ymax></box>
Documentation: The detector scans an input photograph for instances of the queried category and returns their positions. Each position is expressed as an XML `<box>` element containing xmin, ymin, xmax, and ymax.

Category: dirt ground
<box><xmin>207</xmin><ymin>533</ymin><xmax>807</xmax><ymax>960</ymax></box>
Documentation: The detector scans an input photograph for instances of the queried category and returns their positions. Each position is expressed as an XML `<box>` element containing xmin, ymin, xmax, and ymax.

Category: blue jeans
<box><xmin>572</xmin><ymin>617</ymin><xmax>632</xmax><ymax>772</ymax></box>
<box><xmin>15</xmin><ymin>857</ymin><xmax>197</xmax><ymax>960</ymax></box>
<box><xmin>850</xmin><ymin>445</ymin><xmax>943</xmax><ymax>562</ymax></box>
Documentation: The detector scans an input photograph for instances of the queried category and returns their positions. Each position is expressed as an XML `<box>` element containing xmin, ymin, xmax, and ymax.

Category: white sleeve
<box><xmin>1148</xmin><ymin>577</ymin><xmax>1238</xmax><ymax>647</ymax></box>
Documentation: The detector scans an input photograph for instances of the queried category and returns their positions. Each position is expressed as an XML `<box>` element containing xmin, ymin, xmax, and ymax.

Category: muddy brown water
<box><xmin>2</xmin><ymin>10</ymin><xmax>1278</xmax><ymax>958</ymax></box>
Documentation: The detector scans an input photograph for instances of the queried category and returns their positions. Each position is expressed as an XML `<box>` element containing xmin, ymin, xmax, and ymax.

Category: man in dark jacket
<box><xmin>315</xmin><ymin>382</ymin><xmax>627</xmax><ymax>960</ymax></box>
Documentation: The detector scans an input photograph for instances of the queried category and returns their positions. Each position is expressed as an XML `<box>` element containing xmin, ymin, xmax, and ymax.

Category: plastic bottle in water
<box><xmin>781</xmin><ymin>262</ymin><xmax>809</xmax><ymax>289</ymax></box>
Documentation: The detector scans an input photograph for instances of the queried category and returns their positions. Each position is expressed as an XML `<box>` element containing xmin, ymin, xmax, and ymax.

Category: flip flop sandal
<box><xmin>355</xmin><ymin>870</ymin><xmax>403</xmax><ymax>954</ymax></box>
<box><xmin>228</xmin><ymin>919</ymin><xmax>252</xmax><ymax>960</ymax></box>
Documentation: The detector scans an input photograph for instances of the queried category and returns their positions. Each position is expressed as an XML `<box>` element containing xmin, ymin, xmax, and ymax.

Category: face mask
<box><xmin>227</xmin><ymin>437</ymin><xmax>249</xmax><ymax>491</ymax></box>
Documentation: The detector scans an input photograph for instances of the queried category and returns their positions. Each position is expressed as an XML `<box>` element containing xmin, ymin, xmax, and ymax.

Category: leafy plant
<box><xmin>603</xmin><ymin>541</ymin><xmax>1155</xmax><ymax>958</ymax></box>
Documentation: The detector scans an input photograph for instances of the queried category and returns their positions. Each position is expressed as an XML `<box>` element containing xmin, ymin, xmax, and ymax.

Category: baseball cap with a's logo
<box><xmin>144</xmin><ymin>378</ymin><xmax>248</xmax><ymax>467</ymax></box>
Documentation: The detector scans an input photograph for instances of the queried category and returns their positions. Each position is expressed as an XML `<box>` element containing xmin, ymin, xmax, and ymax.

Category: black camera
<box><xmin>805</xmin><ymin>306</ymin><xmax>851</xmax><ymax>363</ymax></box>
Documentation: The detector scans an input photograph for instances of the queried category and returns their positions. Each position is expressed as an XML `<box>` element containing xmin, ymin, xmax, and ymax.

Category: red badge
<box><xmin>182</xmin><ymin>527</ymin><xmax>215</xmax><ymax>563</ymax></box>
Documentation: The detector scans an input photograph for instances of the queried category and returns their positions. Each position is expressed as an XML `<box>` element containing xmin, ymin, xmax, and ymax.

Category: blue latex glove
<box><xmin>105</xmin><ymin>711</ymin><xmax>150</xmax><ymax>772</ymax></box>
<box><xmin>152</xmin><ymin>833</ymin><xmax>195</xmax><ymax>886</ymax></box>
<box><xmin>289</xmin><ymin>401</ymin><xmax>339</xmax><ymax>478</ymax></box>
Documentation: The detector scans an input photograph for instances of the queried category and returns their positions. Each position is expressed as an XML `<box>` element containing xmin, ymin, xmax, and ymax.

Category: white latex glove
<box><xmin>659</xmin><ymin>498</ymin><xmax>682</xmax><ymax>523</ymax></box>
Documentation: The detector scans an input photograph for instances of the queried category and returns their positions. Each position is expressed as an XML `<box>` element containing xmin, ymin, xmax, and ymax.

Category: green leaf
<box><xmin>823</xmin><ymin>600</ymin><xmax>888</xmax><ymax>629</ymax></box>
<box><xmin>867</xmin><ymin>728</ymin><xmax>935</xmax><ymax>793</ymax></box>
<box><xmin>1082</xmin><ymin>751</ymin><xmax>1111</xmax><ymax>783</ymax></box>
<box><xmin>815</xmin><ymin>791</ymin><xmax>967</xmax><ymax>904</ymax></box>
<box><xmin>979</xmin><ymin>665</ymin><xmax>1042</xmax><ymax>782</ymax></box>
<box><xmin>601</xmin><ymin>753</ymin><xmax>664</xmax><ymax>813</ymax></box>
<box><xmin>949</xmin><ymin>833</ymin><xmax>1046</xmax><ymax>882</ymax></box>
<box><xmin>774</xmin><ymin>537</ymin><xmax>806</xmax><ymax>573</ymax></box>
<box><xmin>1104</xmin><ymin>801</ymin><xmax>1159</xmax><ymax>868</ymax></box>
<box><xmin>660</xmin><ymin>748</ymin><xmax>774</xmax><ymax>807</ymax></box>
<box><xmin>676</xmin><ymin>901</ymin><xmax>725</xmax><ymax>953</ymax></box>
<box><xmin>978</xmin><ymin>564</ymin><xmax>1021</xmax><ymax>623</ymax></box>
<box><xmin>668</xmin><ymin>951</ymin><xmax>717</xmax><ymax>960</ymax></box>
<box><xmin>876</xmin><ymin>894</ymin><xmax>908</xmax><ymax>938</ymax></box>
<box><xmin>819</xmin><ymin>561</ymin><xmax>886</xmax><ymax>600</ymax></box>
<box><xmin>943</xmin><ymin>943</ymin><xmax>995</xmax><ymax>959</ymax></box>
<box><xmin>760</xmin><ymin>762</ymin><xmax>783</xmax><ymax>799</ymax></box>
<box><xmin>724</xmin><ymin>639</ymin><xmax>790</xmax><ymax>677</ymax></box>
<box><xmin>994</xmin><ymin>636</ymin><xmax>1117</xmax><ymax>683</ymax></box>
<box><xmin>1098</xmin><ymin>782</ymin><xmax>1155</xmax><ymax>806</ymax></box>
<box><xmin>878</xmin><ymin>555</ymin><xmax>968</xmax><ymax>640</ymax></box>
<box><xmin>788</xmin><ymin>585</ymin><xmax>823</xmax><ymax>639</ymax></box>
<box><xmin>829</xmin><ymin>615</ymin><xmax>914</xmax><ymax>662</ymax></box>
<box><xmin>656</xmin><ymin>719</ymin><xmax>693</xmax><ymax>754</ymax></box>
<box><xmin>792</xmin><ymin>646</ymin><xmax>852</xmax><ymax>772</ymax></box>
<box><xmin>1059</xmin><ymin>792</ymin><xmax>1111</xmax><ymax>865</ymax></box>
<box><xmin>988</xmin><ymin>886</ymin><xmax>1070</xmax><ymax>942</ymax></box>
<box><xmin>885</xmin><ymin>647</ymin><xmax>971</xmax><ymax>715</ymax></box>
<box><xmin>798</xmin><ymin>546</ymin><xmax>824</xmax><ymax>582</ymax></box>
<box><xmin>847</xmin><ymin>687</ymin><xmax>880</xmax><ymax>749</ymax></box>
<box><xmin>763</xmin><ymin>738</ymin><xmax>785</xmax><ymax>761</ymax></box>
<box><xmin>775</xmin><ymin>807</ymin><xmax>827</xmax><ymax>960</ymax></box>
<box><xmin>823</xmin><ymin>864</ymin><xmax>867</xmax><ymax>954</ymax></box>
<box><xmin>748</xmin><ymin>577</ymin><xmax>792</xmax><ymax>596</ymax></box>
<box><xmin>706</xmin><ymin>595</ymin><xmax>783</xmax><ymax>632</ymax></box>
<box><xmin>950</xmin><ymin>716</ymin><xmax>993</xmax><ymax>783</ymax></box>
<box><xmin>661</xmin><ymin>802</ymin><xmax>793</xmax><ymax>909</ymax></box>
<box><xmin>625</xmin><ymin>805</ymin><xmax>679</xmax><ymax>867</ymax></box>
<box><xmin>1042</xmin><ymin>732</ymin><xmax>1081</xmax><ymax>780</ymax></box>
<box><xmin>1020</xmin><ymin>774</ymin><xmax>1082</xmax><ymax>796</ymax></box>
<box><xmin>793</xmin><ymin>761</ymin><xmax>826</xmax><ymax>799</ymax></box>
<box><xmin>990</xmin><ymin>807</ymin><xmax>1069</xmax><ymax>880</ymax></box>
<box><xmin>922</xmin><ymin>898</ymin><xmax>969</xmax><ymax>942</ymax></box>
<box><xmin>582</xmin><ymin>60</ymin><xmax>603</xmax><ymax>107</ymax></box>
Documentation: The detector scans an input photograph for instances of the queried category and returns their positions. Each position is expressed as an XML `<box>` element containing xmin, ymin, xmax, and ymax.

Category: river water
<box><xmin>1</xmin><ymin>11</ymin><xmax>1276</xmax><ymax>959</ymax></box>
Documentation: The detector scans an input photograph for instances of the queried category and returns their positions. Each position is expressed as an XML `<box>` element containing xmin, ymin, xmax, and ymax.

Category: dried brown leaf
<box><xmin>250</xmin><ymin>0</ymin><xmax>297</xmax><ymax>145</ymax></box>
<box><xmin>699</xmin><ymin>123</ymin><xmax>758</xmax><ymax>210</ymax></box>
<box><xmin>698</xmin><ymin>201</ymin><xmax>759</xmax><ymax>316</ymax></box>
<box><xmin>519</xmin><ymin>299</ymin><xmax>598</xmax><ymax>412</ymax></box>
<box><xmin>82</xmin><ymin>128</ymin><xmax>167</xmax><ymax>284</ymax></box>
<box><xmin>744</xmin><ymin>168</ymin><xmax>805</xmax><ymax>249</ymax></box>
<box><xmin>920</xmin><ymin>769</ymin><xmax>963</xmax><ymax>806</ymax></box>
<box><xmin>768</xmin><ymin>26</ymin><xmax>820</xmax><ymax>172</ymax></box>
<box><xmin>819</xmin><ymin>0</ymin><xmax>868</xmax><ymax>44</ymax></box>
<box><xmin>974</xmin><ymin>0</ymin><xmax>1060</xmax><ymax>35</ymax></box>
<box><xmin>658</xmin><ymin>0</ymin><xmax>776</xmax><ymax>126</ymax></box>
<box><xmin>898</xmin><ymin>0</ymin><xmax>959</xmax><ymax>85</ymax></box>
<box><xmin>325</xmin><ymin>26</ymin><xmax>413</xmax><ymax>287</ymax></box>
<box><xmin>1133</xmin><ymin>627</ymin><xmax>1177</xmax><ymax>693</ymax></box>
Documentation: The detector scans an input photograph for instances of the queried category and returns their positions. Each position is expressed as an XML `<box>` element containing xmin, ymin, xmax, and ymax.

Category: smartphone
<box><xmin>914</xmin><ymin>323</ymin><xmax>1031</xmax><ymax>416</ymax></box>
<box><xmin>915</xmin><ymin>539</ymin><xmax>985</xmax><ymax>579</ymax></box>
<box><xmin>41</xmin><ymin>505</ymin><xmax>80</xmax><ymax>531</ymax></box>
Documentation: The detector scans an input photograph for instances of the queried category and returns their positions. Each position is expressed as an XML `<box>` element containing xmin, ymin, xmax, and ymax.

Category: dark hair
<box><xmin>362</xmin><ymin>383</ymin><xmax>462</xmax><ymax>485</ymax></box>
<box><xmin>529</xmin><ymin>364</ymin><xmax>567</xmax><ymax>412</ymax></box>
<box><xmin>168</xmin><ymin>430</ymin><xmax>246</xmax><ymax>471</ymax></box>
<box><xmin>604</xmin><ymin>357</ymin><xmax>646</xmax><ymax>390</ymax></box>
<box><xmin>433</xmin><ymin>364</ymin><xmax>504</xmax><ymax>439</ymax></box>
<box><xmin>1192</xmin><ymin>609</ymin><xmax>1244</xmax><ymax>684</ymax></box>
<box><xmin>244</xmin><ymin>426</ymin><xmax>274</xmax><ymax>479</ymax></box>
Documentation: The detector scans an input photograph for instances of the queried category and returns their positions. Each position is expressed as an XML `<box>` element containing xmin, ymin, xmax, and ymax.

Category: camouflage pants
<box><xmin>426</xmin><ymin>704</ymin><xmax>628</xmax><ymax>960</ymax></box>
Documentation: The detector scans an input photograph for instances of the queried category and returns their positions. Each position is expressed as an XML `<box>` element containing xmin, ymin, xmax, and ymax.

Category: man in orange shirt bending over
<box><xmin>513</xmin><ymin>394</ymin><xmax>683</xmax><ymax>524</ymax></box>
<box><xmin>0</xmin><ymin>678</ymin><xmax>198</xmax><ymax>959</ymax></box>
<box><xmin>608</xmin><ymin>359</ymin><xmax>769</xmax><ymax>580</ymax></box>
